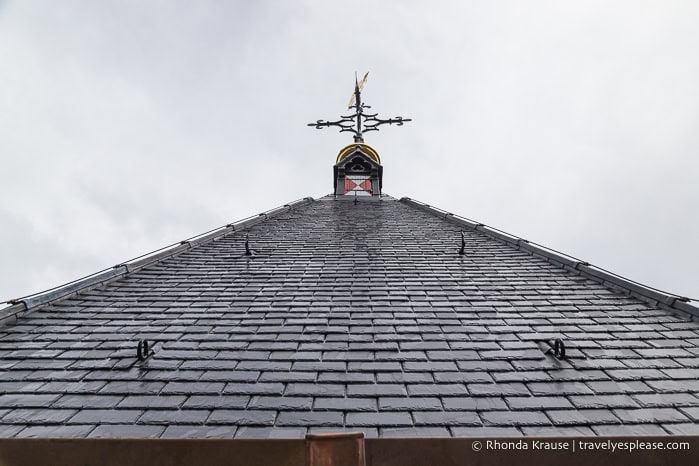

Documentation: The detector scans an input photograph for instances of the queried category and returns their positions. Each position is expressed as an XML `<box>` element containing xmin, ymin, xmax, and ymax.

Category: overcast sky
<box><xmin>1</xmin><ymin>1</ymin><xmax>697</xmax><ymax>305</ymax></box>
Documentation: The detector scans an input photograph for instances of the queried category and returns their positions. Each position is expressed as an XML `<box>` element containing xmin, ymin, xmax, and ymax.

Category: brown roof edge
<box><xmin>0</xmin><ymin>437</ymin><xmax>697</xmax><ymax>466</ymax></box>
<box><xmin>0</xmin><ymin>197</ymin><xmax>316</xmax><ymax>327</ymax></box>
<box><xmin>400</xmin><ymin>197</ymin><xmax>699</xmax><ymax>319</ymax></box>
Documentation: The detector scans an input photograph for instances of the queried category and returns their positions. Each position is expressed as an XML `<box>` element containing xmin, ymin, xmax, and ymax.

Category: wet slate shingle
<box><xmin>0</xmin><ymin>195</ymin><xmax>698</xmax><ymax>438</ymax></box>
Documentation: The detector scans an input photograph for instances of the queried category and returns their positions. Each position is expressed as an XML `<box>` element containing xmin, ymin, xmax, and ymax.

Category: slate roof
<box><xmin>1</xmin><ymin>194</ymin><xmax>698</xmax><ymax>438</ymax></box>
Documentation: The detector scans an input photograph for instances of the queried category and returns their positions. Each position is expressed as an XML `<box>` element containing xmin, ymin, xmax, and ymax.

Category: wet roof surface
<box><xmin>1</xmin><ymin>195</ymin><xmax>698</xmax><ymax>438</ymax></box>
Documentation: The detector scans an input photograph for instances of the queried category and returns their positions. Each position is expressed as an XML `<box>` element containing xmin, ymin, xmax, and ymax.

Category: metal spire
<box><xmin>307</xmin><ymin>72</ymin><xmax>412</xmax><ymax>143</ymax></box>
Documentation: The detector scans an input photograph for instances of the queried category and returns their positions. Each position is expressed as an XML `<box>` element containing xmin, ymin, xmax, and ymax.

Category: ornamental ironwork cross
<box><xmin>307</xmin><ymin>72</ymin><xmax>412</xmax><ymax>143</ymax></box>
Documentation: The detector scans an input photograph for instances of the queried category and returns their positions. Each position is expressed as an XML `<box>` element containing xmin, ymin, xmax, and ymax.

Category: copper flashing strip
<box><xmin>400</xmin><ymin>197</ymin><xmax>699</xmax><ymax>318</ymax></box>
<box><xmin>306</xmin><ymin>432</ymin><xmax>366</xmax><ymax>466</ymax></box>
<box><xmin>0</xmin><ymin>197</ymin><xmax>315</xmax><ymax>326</ymax></box>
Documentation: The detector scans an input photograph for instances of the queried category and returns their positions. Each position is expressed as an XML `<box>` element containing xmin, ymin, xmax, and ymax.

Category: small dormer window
<box><xmin>333</xmin><ymin>143</ymin><xmax>383</xmax><ymax>197</ymax></box>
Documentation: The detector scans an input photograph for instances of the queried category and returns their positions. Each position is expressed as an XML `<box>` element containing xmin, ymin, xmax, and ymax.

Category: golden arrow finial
<box><xmin>348</xmin><ymin>71</ymin><xmax>369</xmax><ymax>109</ymax></box>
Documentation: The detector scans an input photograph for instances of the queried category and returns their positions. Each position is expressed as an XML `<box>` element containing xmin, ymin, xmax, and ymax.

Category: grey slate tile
<box><xmin>0</xmin><ymin>394</ymin><xmax>59</xmax><ymax>408</ymax></box>
<box><xmin>308</xmin><ymin>426</ymin><xmax>378</xmax><ymax>438</ymax></box>
<box><xmin>35</xmin><ymin>381</ymin><xmax>106</xmax><ymax>394</ymax></box>
<box><xmin>118</xmin><ymin>395</ymin><xmax>186</xmax><ymax>409</ymax></box>
<box><xmin>606</xmin><ymin>369</ymin><xmax>668</xmax><ymax>381</ymax></box>
<box><xmin>451</xmin><ymin>426</ymin><xmax>521</xmax><ymax>437</ymax></box>
<box><xmin>587</xmin><ymin>380</ymin><xmax>652</xmax><ymax>394</ymax></box>
<box><xmin>413</xmin><ymin>411</ymin><xmax>480</xmax><ymax>426</ymax></box>
<box><xmin>480</xmin><ymin>350</ymin><xmax>544</xmax><ymax>360</ymax></box>
<box><xmin>660</xmin><ymin>368</ymin><xmax>699</xmax><ymax>378</ymax></box>
<box><xmin>69</xmin><ymin>409</ymin><xmax>142</xmax><ymax>424</ymax></box>
<box><xmin>569</xmin><ymin>395</ymin><xmax>639</xmax><ymax>409</ymax></box>
<box><xmin>286</xmin><ymin>383</ymin><xmax>345</xmax><ymax>397</ymax></box>
<box><xmin>276</xmin><ymin>411</ymin><xmax>343</xmax><ymax>427</ymax></box>
<box><xmin>547</xmin><ymin>409</ymin><xmax>620</xmax><ymax>426</ymax></box>
<box><xmin>3</xmin><ymin>408</ymin><xmax>77</xmax><ymax>424</ymax></box>
<box><xmin>521</xmin><ymin>426</ymin><xmax>595</xmax><ymax>436</ymax></box>
<box><xmin>224</xmin><ymin>383</ymin><xmax>284</xmax><ymax>395</ymax></box>
<box><xmin>183</xmin><ymin>395</ymin><xmax>249</xmax><ymax>409</ymax></box>
<box><xmin>0</xmin><ymin>425</ymin><xmax>26</xmax><ymax>437</ymax></box>
<box><xmin>348</xmin><ymin>384</ymin><xmax>406</xmax><ymax>397</ymax></box>
<box><xmin>16</xmin><ymin>425</ymin><xmax>95</xmax><ymax>438</ymax></box>
<box><xmin>207</xmin><ymin>409</ymin><xmax>276</xmax><ymax>426</ymax></box>
<box><xmin>591</xmin><ymin>424</ymin><xmax>668</xmax><ymax>436</ymax></box>
<box><xmin>259</xmin><ymin>372</ymin><xmax>316</xmax><ymax>383</ymax></box>
<box><xmin>12</xmin><ymin>370</ymin><xmax>60</xmax><ymax>381</ymax></box>
<box><xmin>161</xmin><ymin>425</ymin><xmax>236</xmax><ymax>439</ymax></box>
<box><xmin>99</xmin><ymin>381</ymin><xmax>165</xmax><ymax>395</ymax></box>
<box><xmin>636</xmin><ymin>348</ymin><xmax>694</xmax><ymax>358</ymax></box>
<box><xmin>379</xmin><ymin>397</ymin><xmax>442</xmax><ymax>411</ymax></box>
<box><xmin>548</xmin><ymin>369</ymin><xmax>606</xmax><ymax>382</ymax></box>
<box><xmin>480</xmin><ymin>410</ymin><xmax>550</xmax><ymax>427</ymax></box>
<box><xmin>404</xmin><ymin>361</ymin><xmax>458</xmax><ymax>372</ymax></box>
<box><xmin>647</xmin><ymin>380</ymin><xmax>699</xmax><ymax>393</ymax></box>
<box><xmin>248</xmin><ymin>396</ymin><xmax>312</xmax><ymax>410</ymax></box>
<box><xmin>314</xmin><ymin>397</ymin><xmax>377</xmax><ymax>411</ymax></box>
<box><xmin>294</xmin><ymin>362</ymin><xmax>346</xmax><ymax>372</ymax></box>
<box><xmin>377</xmin><ymin>372</ymin><xmax>433</xmax><ymax>383</ymax></box>
<box><xmin>457</xmin><ymin>361</ymin><xmax>514</xmax><ymax>372</ymax></box>
<box><xmin>179</xmin><ymin>361</ymin><xmax>238</xmax><ymax>371</ymax></box>
<box><xmin>323</xmin><ymin>351</ymin><xmax>371</xmax><ymax>361</ymax></box>
<box><xmin>161</xmin><ymin>382</ymin><xmax>225</xmax><ymax>395</ymax></box>
<box><xmin>528</xmin><ymin>382</ymin><xmax>593</xmax><ymax>396</ymax></box>
<box><xmin>139</xmin><ymin>409</ymin><xmax>209</xmax><ymax>425</ymax></box>
<box><xmin>89</xmin><ymin>424</ymin><xmax>165</xmax><ymax>438</ymax></box>
<box><xmin>662</xmin><ymin>423</ymin><xmax>699</xmax><ymax>435</ymax></box>
<box><xmin>679</xmin><ymin>406</ymin><xmax>699</xmax><ymax>421</ymax></box>
<box><xmin>407</xmin><ymin>384</ymin><xmax>467</xmax><ymax>396</ymax></box>
<box><xmin>427</xmin><ymin>350</ymin><xmax>479</xmax><ymax>361</ymax></box>
<box><xmin>237</xmin><ymin>361</ymin><xmax>292</xmax><ymax>371</ymax></box>
<box><xmin>318</xmin><ymin>372</ymin><xmax>375</xmax><ymax>383</ymax></box>
<box><xmin>348</xmin><ymin>362</ymin><xmax>401</xmax><ymax>372</ymax></box>
<box><xmin>492</xmin><ymin>371</ymin><xmax>550</xmax><ymax>383</ymax></box>
<box><xmin>468</xmin><ymin>383</ymin><xmax>529</xmax><ymax>397</ymax></box>
<box><xmin>613</xmin><ymin>408</ymin><xmax>689</xmax><ymax>424</ymax></box>
<box><xmin>235</xmin><ymin>427</ymin><xmax>306</xmax><ymax>438</ymax></box>
<box><xmin>505</xmin><ymin>396</ymin><xmax>573</xmax><ymax>410</ymax></box>
<box><xmin>435</xmin><ymin>372</ymin><xmax>493</xmax><ymax>384</ymax></box>
<box><xmin>632</xmin><ymin>393</ymin><xmax>699</xmax><ymax>408</ymax></box>
<box><xmin>442</xmin><ymin>397</ymin><xmax>508</xmax><ymax>411</ymax></box>
<box><xmin>346</xmin><ymin>412</ymin><xmax>413</xmax><ymax>427</ymax></box>
<box><xmin>0</xmin><ymin>381</ymin><xmax>46</xmax><ymax>393</ymax></box>
<box><xmin>199</xmin><ymin>371</ymin><xmax>260</xmax><ymax>382</ymax></box>
<box><xmin>381</xmin><ymin>427</ymin><xmax>450</xmax><ymax>437</ymax></box>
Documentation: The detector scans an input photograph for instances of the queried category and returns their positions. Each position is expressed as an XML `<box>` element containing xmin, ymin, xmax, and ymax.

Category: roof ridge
<box><xmin>0</xmin><ymin>197</ymin><xmax>316</xmax><ymax>327</ymax></box>
<box><xmin>400</xmin><ymin>197</ymin><xmax>699</xmax><ymax>319</ymax></box>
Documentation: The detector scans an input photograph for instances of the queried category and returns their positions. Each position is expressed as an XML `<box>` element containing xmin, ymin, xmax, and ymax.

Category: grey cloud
<box><xmin>0</xmin><ymin>0</ymin><xmax>697</xmax><ymax>302</ymax></box>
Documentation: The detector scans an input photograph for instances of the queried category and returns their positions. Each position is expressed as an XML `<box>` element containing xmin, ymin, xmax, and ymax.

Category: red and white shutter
<box><xmin>344</xmin><ymin>176</ymin><xmax>372</xmax><ymax>195</ymax></box>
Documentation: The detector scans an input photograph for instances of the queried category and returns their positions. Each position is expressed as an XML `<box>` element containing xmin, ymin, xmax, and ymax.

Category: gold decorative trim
<box><xmin>336</xmin><ymin>143</ymin><xmax>381</xmax><ymax>165</ymax></box>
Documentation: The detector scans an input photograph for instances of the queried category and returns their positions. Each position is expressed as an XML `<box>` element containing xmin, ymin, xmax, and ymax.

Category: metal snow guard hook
<box><xmin>542</xmin><ymin>338</ymin><xmax>566</xmax><ymax>360</ymax></box>
<box><xmin>245</xmin><ymin>234</ymin><xmax>253</xmax><ymax>256</ymax></box>
<box><xmin>306</xmin><ymin>432</ymin><xmax>365</xmax><ymax>466</ymax></box>
<box><xmin>136</xmin><ymin>340</ymin><xmax>154</xmax><ymax>361</ymax></box>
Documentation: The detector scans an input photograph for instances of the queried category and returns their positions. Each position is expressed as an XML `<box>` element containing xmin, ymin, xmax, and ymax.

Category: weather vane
<box><xmin>307</xmin><ymin>72</ymin><xmax>412</xmax><ymax>143</ymax></box>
